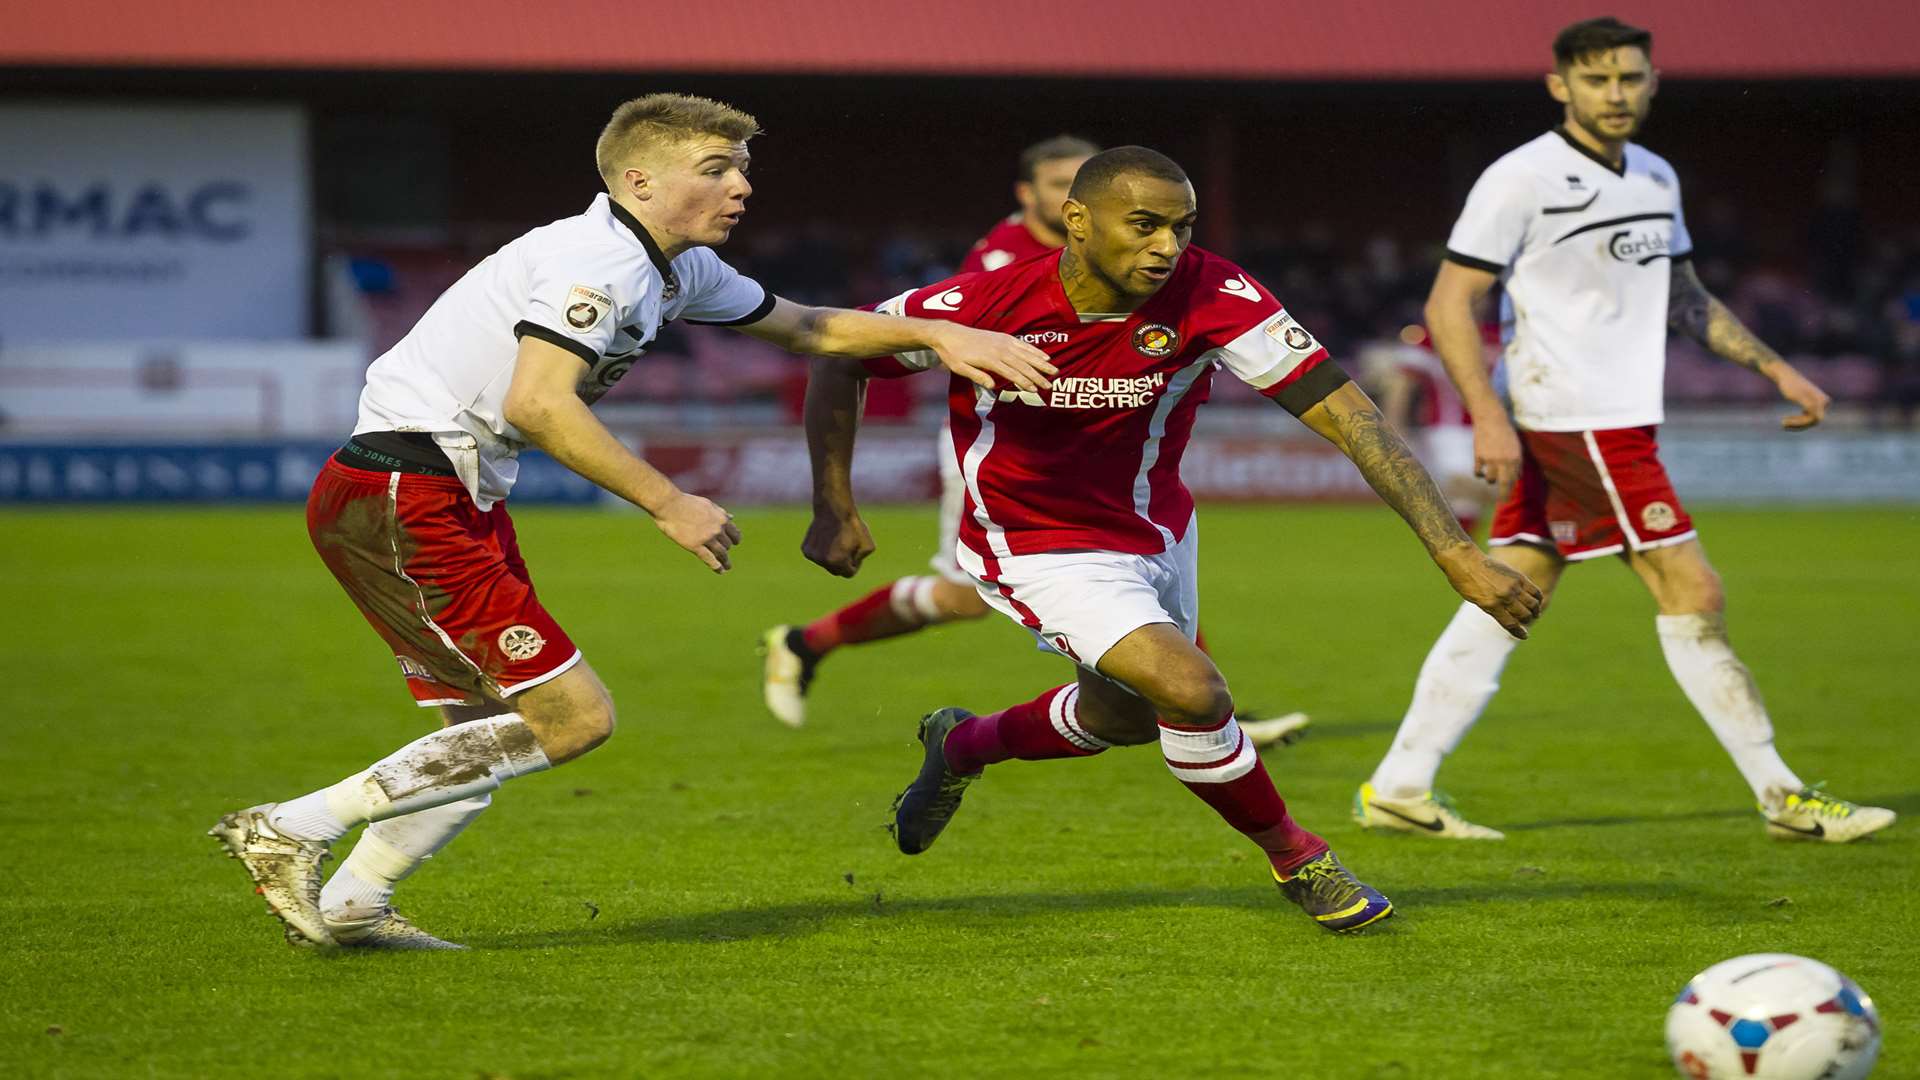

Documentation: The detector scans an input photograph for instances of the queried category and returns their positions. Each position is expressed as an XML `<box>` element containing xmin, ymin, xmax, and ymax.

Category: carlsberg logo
<box><xmin>1607</xmin><ymin>228</ymin><xmax>1671</xmax><ymax>265</ymax></box>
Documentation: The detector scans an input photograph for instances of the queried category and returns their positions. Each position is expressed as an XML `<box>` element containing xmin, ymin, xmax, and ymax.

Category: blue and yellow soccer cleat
<box><xmin>890</xmin><ymin>708</ymin><xmax>980</xmax><ymax>855</ymax></box>
<box><xmin>1273</xmin><ymin>852</ymin><xmax>1394</xmax><ymax>933</ymax></box>
<box><xmin>1762</xmin><ymin>785</ymin><xmax>1896</xmax><ymax>843</ymax></box>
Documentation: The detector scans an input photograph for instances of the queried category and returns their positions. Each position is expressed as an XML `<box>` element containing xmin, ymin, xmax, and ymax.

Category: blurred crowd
<box><xmin>348</xmin><ymin>205</ymin><xmax>1920</xmax><ymax>426</ymax></box>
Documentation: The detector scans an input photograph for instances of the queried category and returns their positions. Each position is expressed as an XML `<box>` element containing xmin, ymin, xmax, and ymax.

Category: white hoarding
<box><xmin>0</xmin><ymin>104</ymin><xmax>310</xmax><ymax>342</ymax></box>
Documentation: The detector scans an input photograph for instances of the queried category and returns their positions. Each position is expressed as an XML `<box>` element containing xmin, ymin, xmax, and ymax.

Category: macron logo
<box><xmin>923</xmin><ymin>288</ymin><xmax>964</xmax><ymax>312</ymax></box>
<box><xmin>1219</xmin><ymin>275</ymin><xmax>1260</xmax><ymax>302</ymax></box>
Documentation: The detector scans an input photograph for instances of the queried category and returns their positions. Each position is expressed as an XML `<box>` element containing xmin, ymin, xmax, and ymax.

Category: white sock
<box><xmin>269</xmin><ymin>715</ymin><xmax>548</xmax><ymax>840</ymax></box>
<box><xmin>320</xmin><ymin>794</ymin><xmax>491</xmax><ymax>917</ymax></box>
<box><xmin>1656</xmin><ymin>613</ymin><xmax>1801</xmax><ymax>805</ymax></box>
<box><xmin>1370</xmin><ymin>603</ymin><xmax>1522</xmax><ymax>799</ymax></box>
<box><xmin>889</xmin><ymin>576</ymin><xmax>949</xmax><ymax>625</ymax></box>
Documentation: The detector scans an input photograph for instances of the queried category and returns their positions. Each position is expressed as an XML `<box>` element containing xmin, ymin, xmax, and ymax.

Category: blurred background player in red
<box><xmin>762</xmin><ymin>136</ymin><xmax>1309</xmax><ymax>748</ymax></box>
<box><xmin>1361</xmin><ymin>314</ymin><xmax>1503</xmax><ymax>535</ymax></box>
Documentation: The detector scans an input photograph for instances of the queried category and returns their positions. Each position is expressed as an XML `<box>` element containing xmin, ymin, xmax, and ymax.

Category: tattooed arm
<box><xmin>1669</xmin><ymin>260</ymin><xmax>1831</xmax><ymax>430</ymax></box>
<box><xmin>1295</xmin><ymin>380</ymin><xmax>1544</xmax><ymax>637</ymax></box>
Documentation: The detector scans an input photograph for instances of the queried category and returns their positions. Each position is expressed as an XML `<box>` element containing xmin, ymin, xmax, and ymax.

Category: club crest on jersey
<box><xmin>1133</xmin><ymin>323</ymin><xmax>1179</xmax><ymax>358</ymax></box>
<box><xmin>565</xmin><ymin>284</ymin><xmax>613</xmax><ymax>332</ymax></box>
<box><xmin>498</xmin><ymin>625</ymin><xmax>546</xmax><ymax>662</ymax></box>
<box><xmin>1641</xmin><ymin>501</ymin><xmax>1677</xmax><ymax>532</ymax></box>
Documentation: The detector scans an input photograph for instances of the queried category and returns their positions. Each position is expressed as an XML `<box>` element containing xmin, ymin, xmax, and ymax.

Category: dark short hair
<box><xmin>1018</xmin><ymin>135</ymin><xmax>1102</xmax><ymax>184</ymax></box>
<box><xmin>1066</xmin><ymin>145</ymin><xmax>1189</xmax><ymax>203</ymax></box>
<box><xmin>1552</xmin><ymin>16</ymin><xmax>1652</xmax><ymax>67</ymax></box>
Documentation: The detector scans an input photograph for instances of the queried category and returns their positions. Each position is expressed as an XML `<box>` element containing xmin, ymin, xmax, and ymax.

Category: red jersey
<box><xmin>959</xmin><ymin>214</ymin><xmax>1057</xmax><ymax>274</ymax></box>
<box><xmin>865</xmin><ymin>246</ymin><xmax>1338</xmax><ymax>563</ymax></box>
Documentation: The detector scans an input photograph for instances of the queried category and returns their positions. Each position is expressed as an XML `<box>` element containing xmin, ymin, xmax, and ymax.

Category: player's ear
<box><xmin>1014</xmin><ymin>180</ymin><xmax>1036</xmax><ymax>214</ymax></box>
<box><xmin>1647</xmin><ymin>67</ymin><xmax>1660</xmax><ymax>98</ymax></box>
<box><xmin>1545</xmin><ymin>70</ymin><xmax>1570</xmax><ymax>105</ymax></box>
<box><xmin>623</xmin><ymin>165</ymin><xmax>651</xmax><ymax>201</ymax></box>
<box><xmin>1061</xmin><ymin>198</ymin><xmax>1087</xmax><ymax>240</ymax></box>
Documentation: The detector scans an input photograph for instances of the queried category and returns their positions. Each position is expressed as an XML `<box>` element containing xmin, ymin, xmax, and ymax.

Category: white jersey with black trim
<box><xmin>355</xmin><ymin>193</ymin><xmax>773</xmax><ymax>508</ymax></box>
<box><xmin>1445</xmin><ymin>128</ymin><xmax>1692</xmax><ymax>432</ymax></box>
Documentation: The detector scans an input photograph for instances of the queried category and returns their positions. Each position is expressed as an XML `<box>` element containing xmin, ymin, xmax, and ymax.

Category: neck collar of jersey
<box><xmin>605</xmin><ymin>196</ymin><xmax>678</xmax><ymax>278</ymax></box>
<box><xmin>1552</xmin><ymin>125</ymin><xmax>1626</xmax><ymax>177</ymax></box>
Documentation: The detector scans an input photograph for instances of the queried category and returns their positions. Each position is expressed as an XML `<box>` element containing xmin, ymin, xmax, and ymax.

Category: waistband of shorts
<box><xmin>335</xmin><ymin>432</ymin><xmax>457</xmax><ymax>477</ymax></box>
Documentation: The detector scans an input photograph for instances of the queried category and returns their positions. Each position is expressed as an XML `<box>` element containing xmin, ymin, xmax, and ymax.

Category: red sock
<box><xmin>1194</xmin><ymin>627</ymin><xmax>1210</xmax><ymax>655</ymax></box>
<box><xmin>943</xmin><ymin>684</ymin><xmax>1108</xmax><ymax>774</ymax></box>
<box><xmin>1159</xmin><ymin>718</ymin><xmax>1327</xmax><ymax>876</ymax></box>
<box><xmin>801</xmin><ymin>580</ymin><xmax>929</xmax><ymax>655</ymax></box>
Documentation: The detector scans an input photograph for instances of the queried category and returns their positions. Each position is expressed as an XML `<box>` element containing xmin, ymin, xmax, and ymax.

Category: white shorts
<box><xmin>929</xmin><ymin>420</ymin><xmax>972</xmax><ymax>585</ymax></box>
<box><xmin>971</xmin><ymin>516</ymin><xmax>1200</xmax><ymax>670</ymax></box>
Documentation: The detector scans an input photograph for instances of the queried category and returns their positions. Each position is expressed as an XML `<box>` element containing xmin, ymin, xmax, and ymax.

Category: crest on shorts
<box><xmin>1133</xmin><ymin>323</ymin><xmax>1179</xmax><ymax>358</ymax></box>
<box><xmin>1641</xmin><ymin>501</ymin><xmax>1677</xmax><ymax>532</ymax></box>
<box><xmin>498</xmin><ymin>625</ymin><xmax>546</xmax><ymax>662</ymax></box>
<box><xmin>565</xmin><ymin>284</ymin><xmax>613</xmax><ymax>332</ymax></box>
<box><xmin>1550</xmin><ymin>520</ymin><xmax>1577</xmax><ymax>545</ymax></box>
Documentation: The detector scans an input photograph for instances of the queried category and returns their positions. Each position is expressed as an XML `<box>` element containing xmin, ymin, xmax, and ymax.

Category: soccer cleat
<box><xmin>1762</xmin><ymin>786</ymin><xmax>1896</xmax><ymax>843</ymax></box>
<box><xmin>760</xmin><ymin>625</ymin><xmax>818</xmax><ymax>728</ymax></box>
<box><xmin>1351</xmin><ymin>782</ymin><xmax>1505</xmax><ymax>840</ymax></box>
<box><xmin>207</xmin><ymin>803</ymin><xmax>335</xmax><ymax>947</ymax></box>
<box><xmin>325</xmin><ymin>906</ymin><xmax>467</xmax><ymax>950</ymax></box>
<box><xmin>1240</xmin><ymin>711</ymin><xmax>1311</xmax><ymax>749</ymax></box>
<box><xmin>1273</xmin><ymin>851</ymin><xmax>1394</xmax><ymax>932</ymax></box>
<box><xmin>890</xmin><ymin>707</ymin><xmax>980</xmax><ymax>855</ymax></box>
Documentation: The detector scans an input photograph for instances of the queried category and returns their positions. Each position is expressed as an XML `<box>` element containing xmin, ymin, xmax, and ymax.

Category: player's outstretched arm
<box><xmin>503</xmin><ymin>336</ymin><xmax>741</xmax><ymax>573</ymax></box>
<box><xmin>1426</xmin><ymin>260</ymin><xmax>1522</xmax><ymax>491</ymax></box>
<box><xmin>1297</xmin><ymin>381</ymin><xmax>1544</xmax><ymax>638</ymax></box>
<box><xmin>798</xmin><ymin>357</ymin><xmax>875</xmax><ymax>578</ymax></box>
<box><xmin>737</xmin><ymin>296</ymin><xmax>1057</xmax><ymax>392</ymax></box>
<box><xmin>1668</xmin><ymin>261</ymin><xmax>1830</xmax><ymax>430</ymax></box>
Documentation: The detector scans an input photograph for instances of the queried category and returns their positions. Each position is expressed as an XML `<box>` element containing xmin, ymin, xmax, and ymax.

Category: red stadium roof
<box><xmin>6</xmin><ymin>0</ymin><xmax>1916</xmax><ymax>78</ymax></box>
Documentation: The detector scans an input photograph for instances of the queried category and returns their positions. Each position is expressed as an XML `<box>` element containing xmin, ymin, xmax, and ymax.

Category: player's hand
<box><xmin>1772</xmin><ymin>364</ymin><xmax>1831</xmax><ymax>431</ymax></box>
<box><xmin>652</xmin><ymin>490</ymin><xmax>741</xmax><ymax>573</ymax></box>
<box><xmin>802</xmin><ymin>506</ymin><xmax>875</xmax><ymax>578</ymax></box>
<box><xmin>1435</xmin><ymin>543</ymin><xmax>1544</xmax><ymax>640</ymax></box>
<box><xmin>1472</xmin><ymin>415</ymin><xmax>1524</xmax><ymax>497</ymax></box>
<box><xmin>930</xmin><ymin>323</ymin><xmax>1057</xmax><ymax>393</ymax></box>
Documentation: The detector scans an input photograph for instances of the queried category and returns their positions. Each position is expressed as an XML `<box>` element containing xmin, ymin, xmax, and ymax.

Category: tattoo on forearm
<box><xmin>1336</xmin><ymin>404</ymin><xmax>1472</xmax><ymax>555</ymax></box>
<box><xmin>1669</xmin><ymin>266</ymin><xmax>1781</xmax><ymax>375</ymax></box>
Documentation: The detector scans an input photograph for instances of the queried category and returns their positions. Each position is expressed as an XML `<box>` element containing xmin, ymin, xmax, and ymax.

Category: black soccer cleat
<box><xmin>890</xmin><ymin>708</ymin><xmax>980</xmax><ymax>855</ymax></box>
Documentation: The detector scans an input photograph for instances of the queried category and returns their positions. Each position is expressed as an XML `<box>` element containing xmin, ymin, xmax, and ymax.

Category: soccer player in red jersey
<box><xmin>761</xmin><ymin>137</ymin><xmax>1097</xmax><ymax>727</ymax></box>
<box><xmin>762</xmin><ymin>136</ymin><xmax>1310</xmax><ymax>747</ymax></box>
<box><xmin>206</xmin><ymin>94</ymin><xmax>1055</xmax><ymax>950</ymax></box>
<box><xmin>803</xmin><ymin>147</ymin><xmax>1544</xmax><ymax>931</ymax></box>
<box><xmin>1354</xmin><ymin>18</ymin><xmax>1895</xmax><ymax>843</ymax></box>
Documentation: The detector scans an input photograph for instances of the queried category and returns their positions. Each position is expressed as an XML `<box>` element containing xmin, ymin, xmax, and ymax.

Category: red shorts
<box><xmin>306</xmin><ymin>457</ymin><xmax>581</xmax><ymax>707</ymax></box>
<box><xmin>1489</xmin><ymin>426</ymin><xmax>1696</xmax><ymax>561</ymax></box>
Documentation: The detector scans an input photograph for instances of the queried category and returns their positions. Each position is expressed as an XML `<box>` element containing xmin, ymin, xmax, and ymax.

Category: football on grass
<box><xmin>1666</xmin><ymin>953</ymin><xmax>1880</xmax><ymax>1079</ymax></box>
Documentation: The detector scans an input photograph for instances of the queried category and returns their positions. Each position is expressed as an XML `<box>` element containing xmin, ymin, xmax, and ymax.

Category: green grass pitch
<box><xmin>3</xmin><ymin>503</ymin><xmax>1914</xmax><ymax>1079</ymax></box>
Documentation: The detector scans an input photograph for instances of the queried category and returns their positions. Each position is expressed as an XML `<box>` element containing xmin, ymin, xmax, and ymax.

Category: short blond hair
<box><xmin>595</xmin><ymin>93</ymin><xmax>761</xmax><ymax>187</ymax></box>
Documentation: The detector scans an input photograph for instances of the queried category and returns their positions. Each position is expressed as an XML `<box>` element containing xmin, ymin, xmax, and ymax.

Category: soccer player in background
<box><xmin>803</xmin><ymin>147</ymin><xmax>1544</xmax><ymax>931</ymax></box>
<box><xmin>1361</xmin><ymin>320</ymin><xmax>1497</xmax><ymax>533</ymax></box>
<box><xmin>762</xmin><ymin>136</ymin><xmax>1310</xmax><ymax>748</ymax></box>
<box><xmin>208</xmin><ymin>93</ymin><xmax>1056</xmax><ymax>950</ymax></box>
<box><xmin>1353</xmin><ymin>18</ymin><xmax>1896</xmax><ymax>842</ymax></box>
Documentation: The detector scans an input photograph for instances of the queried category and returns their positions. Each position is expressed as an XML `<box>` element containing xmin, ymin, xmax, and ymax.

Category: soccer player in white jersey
<box><xmin>1353</xmin><ymin>18</ymin><xmax>1895</xmax><ymax>843</ymax></box>
<box><xmin>207</xmin><ymin>94</ymin><xmax>1056</xmax><ymax>950</ymax></box>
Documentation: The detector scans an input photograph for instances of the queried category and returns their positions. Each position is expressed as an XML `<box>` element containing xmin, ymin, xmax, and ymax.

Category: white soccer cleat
<box><xmin>1352</xmin><ymin>783</ymin><xmax>1506</xmax><ymax>840</ymax></box>
<box><xmin>207</xmin><ymin>802</ymin><xmax>335</xmax><ymax>947</ymax></box>
<box><xmin>760</xmin><ymin>625</ymin><xmax>814</xmax><ymax>728</ymax></box>
<box><xmin>1241</xmin><ymin>711</ymin><xmax>1311</xmax><ymax>749</ymax></box>
<box><xmin>325</xmin><ymin>905</ymin><xmax>467</xmax><ymax>950</ymax></box>
<box><xmin>1762</xmin><ymin>786</ymin><xmax>1896</xmax><ymax>843</ymax></box>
